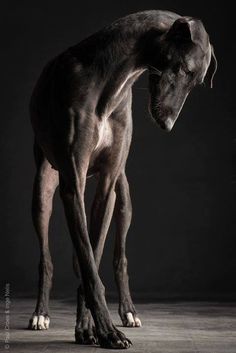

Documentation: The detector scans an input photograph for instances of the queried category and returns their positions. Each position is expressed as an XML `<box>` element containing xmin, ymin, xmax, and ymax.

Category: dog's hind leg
<box><xmin>113</xmin><ymin>172</ymin><xmax>141</xmax><ymax>327</ymax></box>
<box><xmin>28</xmin><ymin>141</ymin><xmax>59</xmax><ymax>330</ymax></box>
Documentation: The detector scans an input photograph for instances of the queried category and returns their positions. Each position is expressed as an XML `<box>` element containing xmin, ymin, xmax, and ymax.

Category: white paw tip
<box><xmin>38</xmin><ymin>315</ymin><xmax>46</xmax><ymax>328</ymax></box>
<box><xmin>32</xmin><ymin>316</ymin><xmax>38</xmax><ymax>327</ymax></box>
<box><xmin>29</xmin><ymin>315</ymin><xmax>50</xmax><ymax>330</ymax></box>
<box><xmin>125</xmin><ymin>312</ymin><xmax>142</xmax><ymax>327</ymax></box>
<box><xmin>134</xmin><ymin>317</ymin><xmax>142</xmax><ymax>327</ymax></box>
<box><xmin>126</xmin><ymin>312</ymin><xmax>135</xmax><ymax>326</ymax></box>
<box><xmin>44</xmin><ymin>317</ymin><xmax>50</xmax><ymax>329</ymax></box>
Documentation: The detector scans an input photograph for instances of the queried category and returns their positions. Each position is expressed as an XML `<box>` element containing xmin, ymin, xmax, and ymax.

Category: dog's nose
<box><xmin>164</xmin><ymin>118</ymin><xmax>174</xmax><ymax>131</ymax></box>
<box><xmin>156</xmin><ymin>117</ymin><xmax>173</xmax><ymax>132</ymax></box>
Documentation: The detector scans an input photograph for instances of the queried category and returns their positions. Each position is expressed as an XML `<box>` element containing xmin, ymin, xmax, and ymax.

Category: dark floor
<box><xmin>7</xmin><ymin>299</ymin><xmax>236</xmax><ymax>352</ymax></box>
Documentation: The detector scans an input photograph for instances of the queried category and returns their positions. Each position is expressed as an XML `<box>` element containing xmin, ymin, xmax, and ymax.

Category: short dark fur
<box><xmin>28</xmin><ymin>10</ymin><xmax>217</xmax><ymax>349</ymax></box>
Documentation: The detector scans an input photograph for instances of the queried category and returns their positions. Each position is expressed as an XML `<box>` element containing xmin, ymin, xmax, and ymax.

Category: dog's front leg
<box><xmin>59</xmin><ymin>164</ymin><xmax>131</xmax><ymax>349</ymax></box>
<box><xmin>75</xmin><ymin>174</ymin><xmax>117</xmax><ymax>344</ymax></box>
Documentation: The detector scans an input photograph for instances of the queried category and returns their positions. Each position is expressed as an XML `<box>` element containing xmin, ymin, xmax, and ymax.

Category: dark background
<box><xmin>1</xmin><ymin>0</ymin><xmax>235</xmax><ymax>301</ymax></box>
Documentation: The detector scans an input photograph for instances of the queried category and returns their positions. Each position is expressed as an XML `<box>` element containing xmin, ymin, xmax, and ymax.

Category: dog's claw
<box><xmin>99</xmin><ymin>328</ymin><xmax>132</xmax><ymax>349</ymax></box>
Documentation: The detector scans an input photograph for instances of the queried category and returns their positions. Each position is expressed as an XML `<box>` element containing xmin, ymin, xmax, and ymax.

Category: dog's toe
<box><xmin>124</xmin><ymin>312</ymin><xmax>142</xmax><ymax>328</ymax></box>
<box><xmin>99</xmin><ymin>329</ymin><xmax>132</xmax><ymax>349</ymax></box>
<box><xmin>75</xmin><ymin>327</ymin><xmax>98</xmax><ymax>345</ymax></box>
<box><xmin>134</xmin><ymin>316</ymin><xmax>142</xmax><ymax>327</ymax></box>
<box><xmin>126</xmin><ymin>312</ymin><xmax>135</xmax><ymax>327</ymax></box>
<box><xmin>28</xmin><ymin>314</ymin><xmax>50</xmax><ymax>330</ymax></box>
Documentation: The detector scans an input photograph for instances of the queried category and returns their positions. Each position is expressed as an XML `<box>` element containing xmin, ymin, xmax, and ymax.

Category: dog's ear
<box><xmin>204</xmin><ymin>45</ymin><xmax>217</xmax><ymax>88</ymax></box>
<box><xmin>166</xmin><ymin>18</ymin><xmax>193</xmax><ymax>43</ymax></box>
<box><xmin>166</xmin><ymin>17</ymin><xmax>208</xmax><ymax>52</ymax></box>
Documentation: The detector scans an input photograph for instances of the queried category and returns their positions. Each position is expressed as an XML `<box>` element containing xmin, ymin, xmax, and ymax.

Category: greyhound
<box><xmin>28</xmin><ymin>10</ymin><xmax>217</xmax><ymax>349</ymax></box>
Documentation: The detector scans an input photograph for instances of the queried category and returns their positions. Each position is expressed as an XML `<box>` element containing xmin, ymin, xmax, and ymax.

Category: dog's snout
<box><xmin>164</xmin><ymin>118</ymin><xmax>174</xmax><ymax>131</ymax></box>
<box><xmin>161</xmin><ymin>106</ymin><xmax>174</xmax><ymax>117</ymax></box>
<box><xmin>156</xmin><ymin>117</ymin><xmax>173</xmax><ymax>132</ymax></box>
<box><xmin>152</xmin><ymin>104</ymin><xmax>174</xmax><ymax>132</ymax></box>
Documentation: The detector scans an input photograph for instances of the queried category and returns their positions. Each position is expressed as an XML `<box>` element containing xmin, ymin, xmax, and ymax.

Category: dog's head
<box><xmin>148</xmin><ymin>17</ymin><xmax>217</xmax><ymax>131</ymax></box>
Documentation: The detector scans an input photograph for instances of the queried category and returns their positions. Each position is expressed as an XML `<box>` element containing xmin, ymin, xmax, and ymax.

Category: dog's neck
<box><xmin>71</xmin><ymin>11</ymin><xmax>179</xmax><ymax>117</ymax></box>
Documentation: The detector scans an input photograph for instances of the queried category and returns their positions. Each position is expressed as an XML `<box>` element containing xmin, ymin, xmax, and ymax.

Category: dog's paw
<box><xmin>119</xmin><ymin>301</ymin><xmax>142</xmax><ymax>327</ymax></box>
<box><xmin>75</xmin><ymin>325</ymin><xmax>98</xmax><ymax>345</ymax></box>
<box><xmin>99</xmin><ymin>327</ymin><xmax>132</xmax><ymax>349</ymax></box>
<box><xmin>123</xmin><ymin>312</ymin><xmax>142</xmax><ymax>327</ymax></box>
<box><xmin>75</xmin><ymin>313</ymin><xmax>98</xmax><ymax>345</ymax></box>
<box><xmin>28</xmin><ymin>313</ymin><xmax>50</xmax><ymax>330</ymax></box>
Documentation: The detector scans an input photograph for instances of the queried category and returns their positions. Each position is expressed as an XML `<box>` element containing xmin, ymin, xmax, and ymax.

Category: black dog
<box><xmin>29</xmin><ymin>10</ymin><xmax>217</xmax><ymax>349</ymax></box>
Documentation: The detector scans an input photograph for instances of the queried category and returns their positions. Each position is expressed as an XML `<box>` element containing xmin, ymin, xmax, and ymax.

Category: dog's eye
<box><xmin>184</xmin><ymin>67</ymin><xmax>195</xmax><ymax>77</ymax></box>
<box><xmin>180</xmin><ymin>62</ymin><xmax>195</xmax><ymax>76</ymax></box>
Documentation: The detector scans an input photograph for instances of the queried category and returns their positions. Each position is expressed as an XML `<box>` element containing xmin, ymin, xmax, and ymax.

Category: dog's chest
<box><xmin>94</xmin><ymin>119</ymin><xmax>113</xmax><ymax>152</ymax></box>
